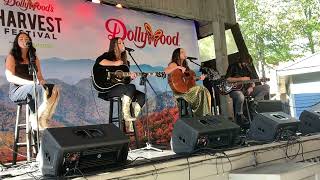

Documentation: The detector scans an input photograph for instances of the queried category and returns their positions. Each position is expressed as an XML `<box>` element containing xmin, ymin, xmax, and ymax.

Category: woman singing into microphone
<box><xmin>5</xmin><ymin>32</ymin><xmax>60</xmax><ymax>131</ymax></box>
<box><xmin>94</xmin><ymin>37</ymin><xmax>145</xmax><ymax>132</ymax></box>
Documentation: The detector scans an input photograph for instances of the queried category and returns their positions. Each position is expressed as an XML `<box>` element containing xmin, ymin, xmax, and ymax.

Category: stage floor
<box><xmin>2</xmin><ymin>134</ymin><xmax>320</xmax><ymax>180</ymax></box>
<box><xmin>0</xmin><ymin>147</ymin><xmax>177</xmax><ymax>180</ymax></box>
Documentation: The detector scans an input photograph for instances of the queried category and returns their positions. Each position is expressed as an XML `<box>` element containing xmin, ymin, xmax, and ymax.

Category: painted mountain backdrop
<box><xmin>1</xmin><ymin>56</ymin><xmax>166</xmax><ymax>84</ymax></box>
<box><xmin>0</xmin><ymin>78</ymin><xmax>177</xmax><ymax>130</ymax></box>
<box><xmin>0</xmin><ymin>56</ymin><xmax>180</xmax><ymax>131</ymax></box>
<box><xmin>0</xmin><ymin>56</ymin><xmax>192</xmax><ymax>161</ymax></box>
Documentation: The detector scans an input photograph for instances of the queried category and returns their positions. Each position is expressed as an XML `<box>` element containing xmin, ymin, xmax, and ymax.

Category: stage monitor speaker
<box><xmin>254</xmin><ymin>100</ymin><xmax>284</xmax><ymax>113</ymax></box>
<box><xmin>172</xmin><ymin>115</ymin><xmax>240</xmax><ymax>154</ymax></box>
<box><xmin>40</xmin><ymin>124</ymin><xmax>129</xmax><ymax>177</ymax></box>
<box><xmin>249</xmin><ymin>112</ymin><xmax>299</xmax><ymax>141</ymax></box>
<box><xmin>299</xmin><ymin>107</ymin><xmax>320</xmax><ymax>134</ymax></box>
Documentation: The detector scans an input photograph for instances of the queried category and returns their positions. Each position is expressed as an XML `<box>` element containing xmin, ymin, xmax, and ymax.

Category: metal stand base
<box><xmin>131</xmin><ymin>142</ymin><xmax>163</xmax><ymax>152</ymax></box>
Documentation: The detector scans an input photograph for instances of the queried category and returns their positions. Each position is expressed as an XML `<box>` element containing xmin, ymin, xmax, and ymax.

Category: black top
<box><xmin>94</xmin><ymin>51</ymin><xmax>129</xmax><ymax>68</ymax></box>
<box><xmin>15</xmin><ymin>63</ymin><xmax>33</xmax><ymax>81</ymax></box>
<box><xmin>95</xmin><ymin>52</ymin><xmax>116</xmax><ymax>65</ymax></box>
<box><xmin>225</xmin><ymin>63</ymin><xmax>258</xmax><ymax>79</ymax></box>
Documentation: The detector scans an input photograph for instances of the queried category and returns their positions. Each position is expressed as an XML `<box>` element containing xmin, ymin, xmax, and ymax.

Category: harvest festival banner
<box><xmin>0</xmin><ymin>0</ymin><xmax>200</xmax><ymax>160</ymax></box>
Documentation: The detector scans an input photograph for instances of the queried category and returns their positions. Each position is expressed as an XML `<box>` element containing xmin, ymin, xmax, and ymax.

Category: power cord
<box><xmin>124</xmin><ymin>156</ymin><xmax>159</xmax><ymax>180</ymax></box>
<box><xmin>284</xmin><ymin>134</ymin><xmax>304</xmax><ymax>161</ymax></box>
<box><xmin>186</xmin><ymin>156</ymin><xmax>191</xmax><ymax>180</ymax></box>
<box><xmin>281</xmin><ymin>100</ymin><xmax>320</xmax><ymax>109</ymax></box>
<box><xmin>0</xmin><ymin>135</ymin><xmax>31</xmax><ymax>168</ymax></box>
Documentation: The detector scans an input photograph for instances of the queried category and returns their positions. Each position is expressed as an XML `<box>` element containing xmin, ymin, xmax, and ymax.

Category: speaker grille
<box><xmin>78</xmin><ymin>150</ymin><xmax>118</xmax><ymax>169</ymax></box>
<box><xmin>61</xmin><ymin>145</ymin><xmax>125</xmax><ymax>173</ymax></box>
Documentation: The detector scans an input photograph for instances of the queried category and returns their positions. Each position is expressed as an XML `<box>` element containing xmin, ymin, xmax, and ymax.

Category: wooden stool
<box><xmin>12</xmin><ymin>100</ymin><xmax>36</xmax><ymax>165</ymax></box>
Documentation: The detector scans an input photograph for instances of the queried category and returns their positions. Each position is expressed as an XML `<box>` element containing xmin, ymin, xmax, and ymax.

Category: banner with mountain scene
<box><xmin>0</xmin><ymin>0</ymin><xmax>199</xmax><ymax>160</ymax></box>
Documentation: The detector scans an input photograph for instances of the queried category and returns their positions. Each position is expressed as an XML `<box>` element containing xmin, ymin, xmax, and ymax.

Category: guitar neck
<box><xmin>108</xmin><ymin>71</ymin><xmax>165</xmax><ymax>77</ymax></box>
<box><xmin>136</xmin><ymin>72</ymin><xmax>161</xmax><ymax>76</ymax></box>
<box><xmin>242</xmin><ymin>79</ymin><xmax>260</xmax><ymax>84</ymax></box>
<box><xmin>237</xmin><ymin>78</ymin><xmax>268</xmax><ymax>84</ymax></box>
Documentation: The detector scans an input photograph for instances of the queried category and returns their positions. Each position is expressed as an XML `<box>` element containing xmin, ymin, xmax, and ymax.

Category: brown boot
<box><xmin>38</xmin><ymin>85</ymin><xmax>60</xmax><ymax>130</ymax></box>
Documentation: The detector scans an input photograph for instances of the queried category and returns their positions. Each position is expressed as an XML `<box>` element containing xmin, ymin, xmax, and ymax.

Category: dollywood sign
<box><xmin>105</xmin><ymin>18</ymin><xmax>180</xmax><ymax>49</ymax></box>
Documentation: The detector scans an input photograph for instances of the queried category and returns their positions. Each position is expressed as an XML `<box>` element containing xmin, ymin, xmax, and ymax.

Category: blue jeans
<box><xmin>229</xmin><ymin>84</ymin><xmax>270</xmax><ymax>114</ymax></box>
<box><xmin>9</xmin><ymin>83</ymin><xmax>44</xmax><ymax>113</ymax></box>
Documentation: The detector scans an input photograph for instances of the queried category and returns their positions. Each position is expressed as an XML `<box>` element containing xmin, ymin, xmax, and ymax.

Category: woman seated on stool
<box><xmin>5</xmin><ymin>32</ymin><xmax>60</xmax><ymax>131</ymax></box>
<box><xmin>94</xmin><ymin>37</ymin><xmax>145</xmax><ymax>132</ymax></box>
<box><xmin>164</xmin><ymin>48</ymin><xmax>211</xmax><ymax>117</ymax></box>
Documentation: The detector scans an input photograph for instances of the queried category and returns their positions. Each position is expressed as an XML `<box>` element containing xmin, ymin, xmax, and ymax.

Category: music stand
<box><xmin>127</xmin><ymin>50</ymin><xmax>162</xmax><ymax>152</ymax></box>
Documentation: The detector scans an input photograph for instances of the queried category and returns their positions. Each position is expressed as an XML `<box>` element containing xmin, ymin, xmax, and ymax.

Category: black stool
<box><xmin>176</xmin><ymin>97</ymin><xmax>192</xmax><ymax>118</ymax></box>
<box><xmin>98</xmin><ymin>93</ymin><xmax>139</xmax><ymax>148</ymax></box>
<box><xmin>12</xmin><ymin>100</ymin><xmax>36</xmax><ymax>165</ymax></box>
<box><xmin>99</xmin><ymin>94</ymin><xmax>124</xmax><ymax>130</ymax></box>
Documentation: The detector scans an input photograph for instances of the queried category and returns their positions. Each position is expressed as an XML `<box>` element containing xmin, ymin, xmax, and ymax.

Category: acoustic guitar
<box><xmin>168</xmin><ymin>67</ymin><xmax>221</xmax><ymax>94</ymax></box>
<box><xmin>168</xmin><ymin>69</ymin><xmax>196</xmax><ymax>94</ymax></box>
<box><xmin>92</xmin><ymin>65</ymin><xmax>166</xmax><ymax>92</ymax></box>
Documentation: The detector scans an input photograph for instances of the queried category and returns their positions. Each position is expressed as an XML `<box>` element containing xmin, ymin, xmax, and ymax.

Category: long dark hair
<box><xmin>170</xmin><ymin>48</ymin><xmax>189</xmax><ymax>70</ymax></box>
<box><xmin>10</xmin><ymin>32</ymin><xmax>36</xmax><ymax>64</ymax></box>
<box><xmin>108</xmin><ymin>37</ymin><xmax>128</xmax><ymax>65</ymax></box>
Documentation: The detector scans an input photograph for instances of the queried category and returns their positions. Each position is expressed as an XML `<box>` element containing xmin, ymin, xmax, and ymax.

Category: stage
<box><xmin>2</xmin><ymin>133</ymin><xmax>320</xmax><ymax>180</ymax></box>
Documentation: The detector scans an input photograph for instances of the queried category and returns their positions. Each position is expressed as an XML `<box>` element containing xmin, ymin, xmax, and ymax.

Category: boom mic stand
<box><xmin>28</xmin><ymin>45</ymin><xmax>40</xmax><ymax>154</ymax></box>
<box><xmin>127</xmin><ymin>50</ymin><xmax>162</xmax><ymax>152</ymax></box>
<box><xmin>187</xmin><ymin>59</ymin><xmax>201</xmax><ymax>67</ymax></box>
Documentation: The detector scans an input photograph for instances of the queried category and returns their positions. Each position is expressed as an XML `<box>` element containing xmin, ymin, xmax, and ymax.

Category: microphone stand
<box><xmin>28</xmin><ymin>47</ymin><xmax>40</xmax><ymax>154</ymax></box>
<box><xmin>127</xmin><ymin>51</ymin><xmax>162</xmax><ymax>152</ymax></box>
<box><xmin>127</xmin><ymin>51</ymin><xmax>157</xmax><ymax>95</ymax></box>
<box><xmin>188</xmin><ymin>59</ymin><xmax>201</xmax><ymax>67</ymax></box>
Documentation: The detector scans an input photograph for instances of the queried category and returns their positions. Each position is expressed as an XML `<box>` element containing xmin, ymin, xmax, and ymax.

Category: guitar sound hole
<box><xmin>115</xmin><ymin>71</ymin><xmax>124</xmax><ymax>79</ymax></box>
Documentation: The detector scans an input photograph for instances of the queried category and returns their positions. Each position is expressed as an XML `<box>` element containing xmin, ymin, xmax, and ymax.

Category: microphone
<box><xmin>26</xmin><ymin>41</ymin><xmax>32</xmax><ymax>47</ymax></box>
<box><xmin>186</xmin><ymin>57</ymin><xmax>197</xmax><ymax>60</ymax></box>
<box><xmin>125</xmin><ymin>47</ymin><xmax>135</xmax><ymax>52</ymax></box>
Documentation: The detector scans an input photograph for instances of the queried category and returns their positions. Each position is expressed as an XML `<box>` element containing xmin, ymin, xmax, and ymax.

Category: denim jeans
<box><xmin>229</xmin><ymin>84</ymin><xmax>270</xmax><ymax>114</ymax></box>
<box><xmin>9</xmin><ymin>83</ymin><xmax>44</xmax><ymax>113</ymax></box>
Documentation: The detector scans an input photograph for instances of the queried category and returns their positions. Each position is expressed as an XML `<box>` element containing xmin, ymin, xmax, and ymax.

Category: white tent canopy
<box><xmin>277</xmin><ymin>52</ymin><xmax>320</xmax><ymax>76</ymax></box>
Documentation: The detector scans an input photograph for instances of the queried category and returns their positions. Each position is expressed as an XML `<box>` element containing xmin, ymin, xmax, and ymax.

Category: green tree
<box><xmin>198</xmin><ymin>36</ymin><xmax>215</xmax><ymax>62</ymax></box>
<box><xmin>236</xmin><ymin>0</ymin><xmax>299</xmax><ymax>65</ymax></box>
<box><xmin>199</xmin><ymin>0</ymin><xmax>320</xmax><ymax>65</ymax></box>
<box><xmin>290</xmin><ymin>0</ymin><xmax>320</xmax><ymax>54</ymax></box>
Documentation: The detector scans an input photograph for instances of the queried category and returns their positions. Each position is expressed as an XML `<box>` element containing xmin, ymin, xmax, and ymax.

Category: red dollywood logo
<box><xmin>105</xmin><ymin>18</ymin><xmax>180</xmax><ymax>48</ymax></box>
<box><xmin>3</xmin><ymin>0</ymin><xmax>54</xmax><ymax>12</ymax></box>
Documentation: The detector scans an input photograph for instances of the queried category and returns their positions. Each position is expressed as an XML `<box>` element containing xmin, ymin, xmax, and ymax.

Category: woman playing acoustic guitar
<box><xmin>94</xmin><ymin>37</ymin><xmax>145</xmax><ymax>131</ymax></box>
<box><xmin>165</xmin><ymin>48</ymin><xmax>211</xmax><ymax>117</ymax></box>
